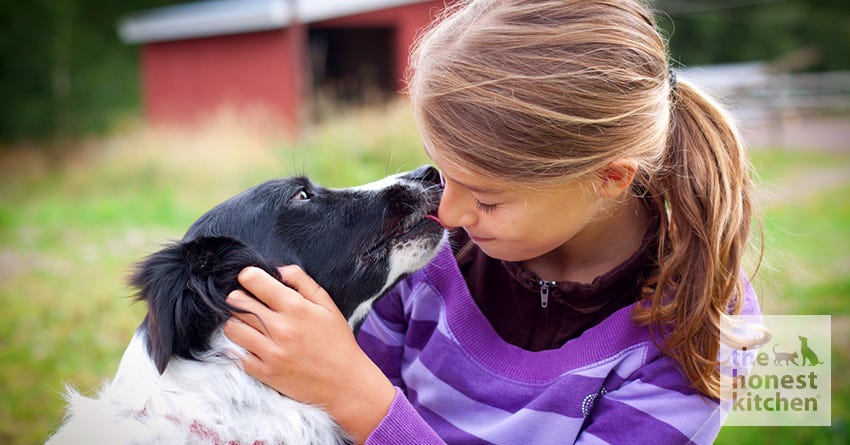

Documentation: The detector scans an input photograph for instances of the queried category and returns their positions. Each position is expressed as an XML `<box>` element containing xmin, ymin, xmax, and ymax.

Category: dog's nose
<box><xmin>409</xmin><ymin>165</ymin><xmax>442</xmax><ymax>186</ymax></box>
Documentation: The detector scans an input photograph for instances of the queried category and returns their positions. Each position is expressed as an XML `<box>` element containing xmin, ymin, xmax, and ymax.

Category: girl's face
<box><xmin>430</xmin><ymin>151</ymin><xmax>605</xmax><ymax>263</ymax></box>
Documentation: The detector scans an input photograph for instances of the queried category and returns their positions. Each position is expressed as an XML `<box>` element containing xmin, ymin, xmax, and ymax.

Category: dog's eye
<box><xmin>291</xmin><ymin>189</ymin><xmax>311</xmax><ymax>202</ymax></box>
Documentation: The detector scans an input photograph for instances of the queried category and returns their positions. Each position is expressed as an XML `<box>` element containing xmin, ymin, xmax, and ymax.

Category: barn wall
<box><xmin>137</xmin><ymin>0</ymin><xmax>451</xmax><ymax>130</ymax></box>
<box><xmin>141</xmin><ymin>27</ymin><xmax>305</xmax><ymax>130</ymax></box>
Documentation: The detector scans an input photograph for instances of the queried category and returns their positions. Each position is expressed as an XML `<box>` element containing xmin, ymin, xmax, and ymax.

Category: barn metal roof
<box><xmin>118</xmin><ymin>0</ymin><xmax>433</xmax><ymax>44</ymax></box>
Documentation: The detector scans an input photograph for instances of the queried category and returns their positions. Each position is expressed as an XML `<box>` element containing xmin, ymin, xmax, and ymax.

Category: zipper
<box><xmin>538</xmin><ymin>280</ymin><xmax>556</xmax><ymax>308</ymax></box>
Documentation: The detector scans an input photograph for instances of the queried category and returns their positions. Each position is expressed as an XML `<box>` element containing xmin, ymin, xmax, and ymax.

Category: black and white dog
<box><xmin>47</xmin><ymin>166</ymin><xmax>446</xmax><ymax>444</ymax></box>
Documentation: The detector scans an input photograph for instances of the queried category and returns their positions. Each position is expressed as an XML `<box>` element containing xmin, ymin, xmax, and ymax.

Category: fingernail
<box><xmin>237</xmin><ymin>267</ymin><xmax>253</xmax><ymax>282</ymax></box>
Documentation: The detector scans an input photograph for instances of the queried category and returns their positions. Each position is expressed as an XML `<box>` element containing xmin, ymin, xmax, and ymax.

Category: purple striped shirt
<box><xmin>358</xmin><ymin>243</ymin><xmax>760</xmax><ymax>444</ymax></box>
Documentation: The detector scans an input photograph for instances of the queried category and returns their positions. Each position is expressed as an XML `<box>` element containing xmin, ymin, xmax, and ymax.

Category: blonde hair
<box><xmin>408</xmin><ymin>0</ymin><xmax>756</xmax><ymax>398</ymax></box>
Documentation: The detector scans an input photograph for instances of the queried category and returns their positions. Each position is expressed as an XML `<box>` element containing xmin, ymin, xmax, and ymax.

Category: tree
<box><xmin>1</xmin><ymin>0</ymin><xmax>847</xmax><ymax>143</ymax></box>
<box><xmin>0</xmin><ymin>0</ymin><xmax>180</xmax><ymax>143</ymax></box>
<box><xmin>656</xmin><ymin>0</ymin><xmax>850</xmax><ymax>71</ymax></box>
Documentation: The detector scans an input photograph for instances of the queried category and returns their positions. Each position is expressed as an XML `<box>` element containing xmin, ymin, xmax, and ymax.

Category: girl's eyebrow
<box><xmin>447</xmin><ymin>175</ymin><xmax>505</xmax><ymax>194</ymax></box>
<box><xmin>463</xmin><ymin>182</ymin><xmax>504</xmax><ymax>194</ymax></box>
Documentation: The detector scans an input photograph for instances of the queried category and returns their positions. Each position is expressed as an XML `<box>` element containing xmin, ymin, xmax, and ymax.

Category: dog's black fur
<box><xmin>130</xmin><ymin>166</ymin><xmax>444</xmax><ymax>374</ymax></box>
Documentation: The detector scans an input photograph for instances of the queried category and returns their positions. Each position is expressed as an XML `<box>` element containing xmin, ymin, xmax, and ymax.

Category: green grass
<box><xmin>0</xmin><ymin>104</ymin><xmax>847</xmax><ymax>444</ymax></box>
<box><xmin>717</xmin><ymin>168</ymin><xmax>850</xmax><ymax>445</ymax></box>
<box><xmin>748</xmin><ymin>149</ymin><xmax>850</xmax><ymax>185</ymax></box>
<box><xmin>714</xmin><ymin>151</ymin><xmax>850</xmax><ymax>444</ymax></box>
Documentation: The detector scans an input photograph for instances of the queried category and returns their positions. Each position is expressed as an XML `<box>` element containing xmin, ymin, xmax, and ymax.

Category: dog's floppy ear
<box><xmin>130</xmin><ymin>236</ymin><xmax>280</xmax><ymax>374</ymax></box>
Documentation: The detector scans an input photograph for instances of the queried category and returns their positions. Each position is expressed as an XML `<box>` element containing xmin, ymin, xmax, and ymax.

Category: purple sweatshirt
<box><xmin>357</xmin><ymin>243</ymin><xmax>760</xmax><ymax>444</ymax></box>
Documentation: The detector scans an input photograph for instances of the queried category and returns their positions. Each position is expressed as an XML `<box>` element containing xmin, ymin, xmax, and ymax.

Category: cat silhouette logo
<box><xmin>772</xmin><ymin>344</ymin><xmax>799</xmax><ymax>366</ymax></box>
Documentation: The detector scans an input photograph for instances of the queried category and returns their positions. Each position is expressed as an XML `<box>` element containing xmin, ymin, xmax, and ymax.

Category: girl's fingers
<box><xmin>226</xmin><ymin>289</ymin><xmax>275</xmax><ymax>333</ymax></box>
<box><xmin>222</xmin><ymin>318</ymin><xmax>272</xmax><ymax>359</ymax></box>
<box><xmin>279</xmin><ymin>265</ymin><xmax>337</xmax><ymax>311</ymax></box>
<box><xmin>238</xmin><ymin>350</ymin><xmax>265</xmax><ymax>379</ymax></box>
<box><xmin>237</xmin><ymin>266</ymin><xmax>300</xmax><ymax>313</ymax></box>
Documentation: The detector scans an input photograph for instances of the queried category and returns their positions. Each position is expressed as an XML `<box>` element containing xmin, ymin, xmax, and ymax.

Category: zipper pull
<box><xmin>539</xmin><ymin>280</ymin><xmax>555</xmax><ymax>308</ymax></box>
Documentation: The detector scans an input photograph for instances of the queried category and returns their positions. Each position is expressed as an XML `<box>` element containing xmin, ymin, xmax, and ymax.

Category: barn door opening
<box><xmin>308</xmin><ymin>26</ymin><xmax>395</xmax><ymax>113</ymax></box>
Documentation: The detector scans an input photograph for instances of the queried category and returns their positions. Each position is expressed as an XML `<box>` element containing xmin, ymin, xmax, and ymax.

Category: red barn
<box><xmin>119</xmin><ymin>0</ymin><xmax>450</xmax><ymax>132</ymax></box>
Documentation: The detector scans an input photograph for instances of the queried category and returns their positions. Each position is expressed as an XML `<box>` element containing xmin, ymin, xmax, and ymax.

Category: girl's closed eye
<box><xmin>474</xmin><ymin>199</ymin><xmax>498</xmax><ymax>213</ymax></box>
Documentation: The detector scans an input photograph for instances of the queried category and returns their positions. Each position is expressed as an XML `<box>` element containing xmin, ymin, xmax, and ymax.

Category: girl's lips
<box><xmin>467</xmin><ymin>232</ymin><xmax>495</xmax><ymax>243</ymax></box>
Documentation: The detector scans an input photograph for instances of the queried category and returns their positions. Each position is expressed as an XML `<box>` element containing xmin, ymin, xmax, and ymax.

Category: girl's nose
<box><xmin>437</xmin><ymin>183</ymin><xmax>477</xmax><ymax>229</ymax></box>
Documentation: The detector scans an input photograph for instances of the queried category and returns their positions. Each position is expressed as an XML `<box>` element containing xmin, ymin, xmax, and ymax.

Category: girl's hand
<box><xmin>222</xmin><ymin>265</ymin><xmax>395</xmax><ymax>444</ymax></box>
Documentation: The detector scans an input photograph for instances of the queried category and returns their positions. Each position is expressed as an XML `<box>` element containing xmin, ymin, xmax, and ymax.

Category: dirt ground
<box><xmin>738</xmin><ymin>114</ymin><xmax>850</xmax><ymax>207</ymax></box>
<box><xmin>740</xmin><ymin>114</ymin><xmax>850</xmax><ymax>153</ymax></box>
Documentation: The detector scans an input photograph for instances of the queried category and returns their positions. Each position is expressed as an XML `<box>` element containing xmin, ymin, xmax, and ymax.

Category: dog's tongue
<box><xmin>425</xmin><ymin>214</ymin><xmax>449</xmax><ymax>229</ymax></box>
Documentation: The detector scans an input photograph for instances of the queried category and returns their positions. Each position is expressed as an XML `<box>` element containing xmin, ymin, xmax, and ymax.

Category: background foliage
<box><xmin>0</xmin><ymin>0</ymin><xmax>849</xmax><ymax>142</ymax></box>
<box><xmin>657</xmin><ymin>0</ymin><xmax>850</xmax><ymax>70</ymax></box>
<box><xmin>0</xmin><ymin>0</ymin><xmax>180</xmax><ymax>141</ymax></box>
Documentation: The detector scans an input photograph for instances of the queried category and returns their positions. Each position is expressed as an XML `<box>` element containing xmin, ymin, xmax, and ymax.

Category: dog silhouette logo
<box><xmin>799</xmin><ymin>335</ymin><xmax>824</xmax><ymax>366</ymax></box>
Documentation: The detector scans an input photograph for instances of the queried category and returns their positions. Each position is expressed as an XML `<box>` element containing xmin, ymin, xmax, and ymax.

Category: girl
<box><xmin>223</xmin><ymin>0</ymin><xmax>761</xmax><ymax>443</ymax></box>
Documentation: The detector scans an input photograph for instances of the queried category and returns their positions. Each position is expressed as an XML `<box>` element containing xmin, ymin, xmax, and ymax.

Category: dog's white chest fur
<box><xmin>47</xmin><ymin>332</ymin><xmax>345</xmax><ymax>445</ymax></box>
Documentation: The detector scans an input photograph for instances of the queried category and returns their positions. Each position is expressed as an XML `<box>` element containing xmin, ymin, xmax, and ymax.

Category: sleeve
<box><xmin>576</xmin><ymin>352</ymin><xmax>724</xmax><ymax>445</ymax></box>
<box><xmin>356</xmin><ymin>279</ymin><xmax>448</xmax><ymax>445</ymax></box>
<box><xmin>364</xmin><ymin>388</ymin><xmax>447</xmax><ymax>445</ymax></box>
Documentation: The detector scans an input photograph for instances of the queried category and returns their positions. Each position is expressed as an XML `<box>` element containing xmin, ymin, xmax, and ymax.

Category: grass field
<box><xmin>1</xmin><ymin>103</ymin><xmax>847</xmax><ymax>444</ymax></box>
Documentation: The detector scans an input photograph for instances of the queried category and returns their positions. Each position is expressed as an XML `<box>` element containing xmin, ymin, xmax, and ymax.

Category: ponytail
<box><xmin>633</xmin><ymin>78</ymin><xmax>757</xmax><ymax>398</ymax></box>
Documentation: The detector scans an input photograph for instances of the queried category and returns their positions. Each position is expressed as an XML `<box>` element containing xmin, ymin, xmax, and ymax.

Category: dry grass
<box><xmin>0</xmin><ymin>101</ymin><xmax>428</xmax><ymax>444</ymax></box>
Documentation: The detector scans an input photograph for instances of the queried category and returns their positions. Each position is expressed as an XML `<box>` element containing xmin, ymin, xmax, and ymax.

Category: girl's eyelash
<box><xmin>474</xmin><ymin>200</ymin><xmax>498</xmax><ymax>213</ymax></box>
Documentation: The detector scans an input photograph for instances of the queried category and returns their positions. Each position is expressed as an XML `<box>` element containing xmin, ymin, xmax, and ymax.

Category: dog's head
<box><xmin>131</xmin><ymin>166</ymin><xmax>445</xmax><ymax>373</ymax></box>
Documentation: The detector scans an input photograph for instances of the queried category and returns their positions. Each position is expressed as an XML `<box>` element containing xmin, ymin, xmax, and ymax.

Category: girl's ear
<box><xmin>596</xmin><ymin>159</ymin><xmax>638</xmax><ymax>199</ymax></box>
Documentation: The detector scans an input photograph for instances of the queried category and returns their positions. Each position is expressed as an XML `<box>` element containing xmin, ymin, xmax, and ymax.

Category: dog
<box><xmin>46</xmin><ymin>166</ymin><xmax>446</xmax><ymax>444</ymax></box>
<box><xmin>799</xmin><ymin>335</ymin><xmax>824</xmax><ymax>366</ymax></box>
